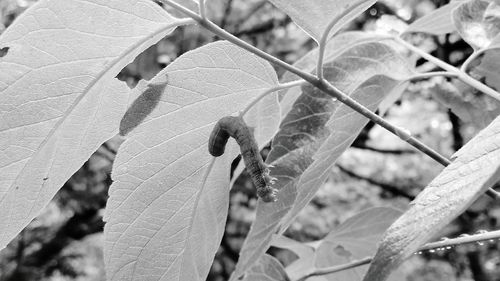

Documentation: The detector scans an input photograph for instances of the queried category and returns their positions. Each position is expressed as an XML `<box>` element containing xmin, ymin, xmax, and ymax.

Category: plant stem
<box><xmin>160</xmin><ymin>0</ymin><xmax>499</xmax><ymax>199</ymax></box>
<box><xmin>240</xmin><ymin>80</ymin><xmax>306</xmax><ymax>117</ymax></box>
<box><xmin>316</xmin><ymin>0</ymin><xmax>368</xmax><ymax>79</ymax></box>
<box><xmin>199</xmin><ymin>0</ymin><xmax>206</xmax><ymax>19</ymax></box>
<box><xmin>460</xmin><ymin>49</ymin><xmax>486</xmax><ymax>73</ymax></box>
<box><xmin>297</xmin><ymin>257</ymin><xmax>373</xmax><ymax>281</ymax></box>
<box><xmin>418</xmin><ymin>230</ymin><xmax>500</xmax><ymax>251</ymax></box>
<box><xmin>297</xmin><ymin>230</ymin><xmax>500</xmax><ymax>280</ymax></box>
<box><xmin>393</xmin><ymin>36</ymin><xmax>500</xmax><ymax>101</ymax></box>
<box><xmin>405</xmin><ymin>71</ymin><xmax>458</xmax><ymax>82</ymax></box>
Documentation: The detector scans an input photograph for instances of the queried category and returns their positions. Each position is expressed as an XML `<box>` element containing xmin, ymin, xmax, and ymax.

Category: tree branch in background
<box><xmin>234</xmin><ymin>17</ymin><xmax>291</xmax><ymax>37</ymax></box>
<box><xmin>232</xmin><ymin>0</ymin><xmax>267</xmax><ymax>33</ymax></box>
<box><xmin>351</xmin><ymin>143</ymin><xmax>417</xmax><ymax>155</ymax></box>
<box><xmin>219</xmin><ymin>0</ymin><xmax>234</xmax><ymax>29</ymax></box>
<box><xmin>336</xmin><ymin>164</ymin><xmax>415</xmax><ymax>200</ymax></box>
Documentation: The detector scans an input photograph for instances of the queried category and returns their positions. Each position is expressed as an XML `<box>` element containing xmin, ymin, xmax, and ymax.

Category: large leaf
<box><xmin>272</xmin><ymin>207</ymin><xmax>402</xmax><ymax>281</ymax></box>
<box><xmin>363</xmin><ymin>115</ymin><xmax>500</xmax><ymax>281</ymax></box>
<box><xmin>403</xmin><ymin>1</ymin><xmax>466</xmax><ymax>35</ymax></box>
<box><xmin>241</xmin><ymin>254</ymin><xmax>290</xmax><ymax>281</ymax></box>
<box><xmin>231</xmin><ymin>42</ymin><xmax>413</xmax><ymax>280</ymax></box>
<box><xmin>0</xmin><ymin>0</ymin><xmax>187</xmax><ymax>250</ymax></box>
<box><xmin>314</xmin><ymin>207</ymin><xmax>402</xmax><ymax>281</ymax></box>
<box><xmin>453</xmin><ymin>0</ymin><xmax>500</xmax><ymax>49</ymax></box>
<box><xmin>103</xmin><ymin>41</ymin><xmax>280</xmax><ymax>281</ymax></box>
<box><xmin>267</xmin><ymin>0</ymin><xmax>376</xmax><ymax>42</ymax></box>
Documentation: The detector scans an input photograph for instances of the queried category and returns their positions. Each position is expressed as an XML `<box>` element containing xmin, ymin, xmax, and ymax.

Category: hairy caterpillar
<box><xmin>208</xmin><ymin>116</ymin><xmax>278</xmax><ymax>202</ymax></box>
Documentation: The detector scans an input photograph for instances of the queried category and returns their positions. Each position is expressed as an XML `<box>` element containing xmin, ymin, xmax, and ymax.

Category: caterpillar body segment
<box><xmin>208</xmin><ymin>116</ymin><xmax>278</xmax><ymax>202</ymax></box>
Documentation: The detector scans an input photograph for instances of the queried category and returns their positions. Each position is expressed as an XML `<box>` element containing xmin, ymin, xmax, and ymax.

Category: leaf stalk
<box><xmin>316</xmin><ymin>0</ymin><xmax>370</xmax><ymax>79</ymax></box>
<box><xmin>393</xmin><ymin>36</ymin><xmax>500</xmax><ymax>101</ymax></box>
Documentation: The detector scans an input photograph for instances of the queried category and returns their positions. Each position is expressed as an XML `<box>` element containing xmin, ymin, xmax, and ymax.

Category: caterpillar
<box><xmin>208</xmin><ymin>116</ymin><xmax>278</xmax><ymax>202</ymax></box>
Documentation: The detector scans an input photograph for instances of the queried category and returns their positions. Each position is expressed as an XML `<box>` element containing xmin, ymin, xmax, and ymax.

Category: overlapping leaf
<box><xmin>453</xmin><ymin>0</ymin><xmax>500</xmax><ymax>50</ymax></box>
<box><xmin>279</xmin><ymin>32</ymin><xmax>375</xmax><ymax>117</ymax></box>
<box><xmin>267</xmin><ymin>0</ymin><xmax>376</xmax><ymax>42</ymax></box>
<box><xmin>272</xmin><ymin>207</ymin><xmax>403</xmax><ymax>281</ymax></box>
<box><xmin>241</xmin><ymin>254</ymin><xmax>290</xmax><ymax>281</ymax></box>
<box><xmin>404</xmin><ymin>1</ymin><xmax>466</xmax><ymax>35</ymax></box>
<box><xmin>364</xmin><ymin>115</ymin><xmax>500</xmax><ymax>281</ymax></box>
<box><xmin>231</xmin><ymin>42</ymin><xmax>414</xmax><ymax>280</ymax></box>
<box><xmin>430</xmin><ymin>80</ymin><xmax>500</xmax><ymax>129</ymax></box>
<box><xmin>104</xmin><ymin>41</ymin><xmax>280</xmax><ymax>281</ymax></box>
<box><xmin>0</xmin><ymin>0</ymin><xmax>188</xmax><ymax>250</ymax></box>
<box><xmin>469</xmin><ymin>0</ymin><xmax>500</xmax><ymax>92</ymax></box>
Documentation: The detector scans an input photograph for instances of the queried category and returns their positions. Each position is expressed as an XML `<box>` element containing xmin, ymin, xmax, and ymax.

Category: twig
<box><xmin>460</xmin><ymin>48</ymin><xmax>486</xmax><ymax>73</ymax></box>
<box><xmin>337</xmin><ymin>164</ymin><xmax>415</xmax><ymax>200</ymax></box>
<box><xmin>297</xmin><ymin>230</ymin><xmax>500</xmax><ymax>280</ymax></box>
<box><xmin>405</xmin><ymin>71</ymin><xmax>458</xmax><ymax>82</ymax></box>
<box><xmin>393</xmin><ymin>36</ymin><xmax>500</xmax><ymax>101</ymax></box>
<box><xmin>297</xmin><ymin>257</ymin><xmax>373</xmax><ymax>281</ymax></box>
<box><xmin>316</xmin><ymin>0</ymin><xmax>368</xmax><ymax>79</ymax></box>
<box><xmin>240</xmin><ymin>80</ymin><xmax>306</xmax><ymax>117</ymax></box>
<box><xmin>418</xmin><ymin>230</ymin><xmax>500</xmax><ymax>251</ymax></box>
<box><xmin>199</xmin><ymin>0</ymin><xmax>206</xmax><ymax>19</ymax></box>
<box><xmin>159</xmin><ymin>0</ymin><xmax>500</xmax><ymax>200</ymax></box>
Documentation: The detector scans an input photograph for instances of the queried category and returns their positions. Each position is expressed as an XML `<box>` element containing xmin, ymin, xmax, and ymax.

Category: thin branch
<box><xmin>160</xmin><ymin>0</ymin><xmax>499</xmax><ymax>199</ymax></box>
<box><xmin>460</xmin><ymin>48</ymin><xmax>486</xmax><ymax>73</ymax></box>
<box><xmin>199</xmin><ymin>0</ymin><xmax>206</xmax><ymax>19</ymax></box>
<box><xmin>240</xmin><ymin>80</ymin><xmax>306</xmax><ymax>117</ymax></box>
<box><xmin>351</xmin><ymin>143</ymin><xmax>416</xmax><ymax>154</ymax></box>
<box><xmin>394</xmin><ymin>36</ymin><xmax>500</xmax><ymax>101</ymax></box>
<box><xmin>297</xmin><ymin>230</ymin><xmax>500</xmax><ymax>280</ymax></box>
<box><xmin>405</xmin><ymin>71</ymin><xmax>458</xmax><ymax>82</ymax></box>
<box><xmin>297</xmin><ymin>257</ymin><xmax>373</xmax><ymax>281</ymax></box>
<box><xmin>317</xmin><ymin>0</ymin><xmax>368</xmax><ymax>79</ymax></box>
<box><xmin>418</xmin><ymin>230</ymin><xmax>500</xmax><ymax>251</ymax></box>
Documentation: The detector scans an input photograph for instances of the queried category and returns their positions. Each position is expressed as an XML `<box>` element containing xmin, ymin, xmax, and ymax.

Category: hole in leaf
<box><xmin>0</xmin><ymin>46</ymin><xmax>9</xmax><ymax>57</ymax></box>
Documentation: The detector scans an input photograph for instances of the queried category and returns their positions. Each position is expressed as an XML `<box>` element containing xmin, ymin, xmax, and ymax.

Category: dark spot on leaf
<box><xmin>119</xmin><ymin>82</ymin><xmax>167</xmax><ymax>136</ymax></box>
<box><xmin>0</xmin><ymin>47</ymin><xmax>9</xmax><ymax>58</ymax></box>
<box><xmin>333</xmin><ymin>245</ymin><xmax>352</xmax><ymax>258</ymax></box>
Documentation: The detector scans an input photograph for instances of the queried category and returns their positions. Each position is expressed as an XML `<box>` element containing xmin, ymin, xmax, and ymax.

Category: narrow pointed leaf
<box><xmin>0</xmin><ymin>0</ymin><xmax>187</xmax><ymax>249</ymax></box>
<box><xmin>103</xmin><ymin>41</ymin><xmax>279</xmax><ymax>281</ymax></box>
<box><xmin>404</xmin><ymin>1</ymin><xmax>465</xmax><ymax>35</ymax></box>
<box><xmin>364</xmin><ymin>115</ymin><xmax>500</xmax><ymax>281</ymax></box>
<box><xmin>268</xmin><ymin>0</ymin><xmax>376</xmax><ymax>42</ymax></box>
<box><xmin>231</xmin><ymin>42</ymin><xmax>413</xmax><ymax>280</ymax></box>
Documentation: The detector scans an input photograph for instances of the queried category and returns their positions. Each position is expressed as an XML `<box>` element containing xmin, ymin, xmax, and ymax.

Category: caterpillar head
<box><xmin>257</xmin><ymin>168</ymin><xmax>278</xmax><ymax>202</ymax></box>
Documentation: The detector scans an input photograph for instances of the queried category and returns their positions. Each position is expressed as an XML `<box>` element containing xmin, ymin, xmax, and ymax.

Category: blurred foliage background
<box><xmin>1</xmin><ymin>0</ymin><xmax>499</xmax><ymax>280</ymax></box>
